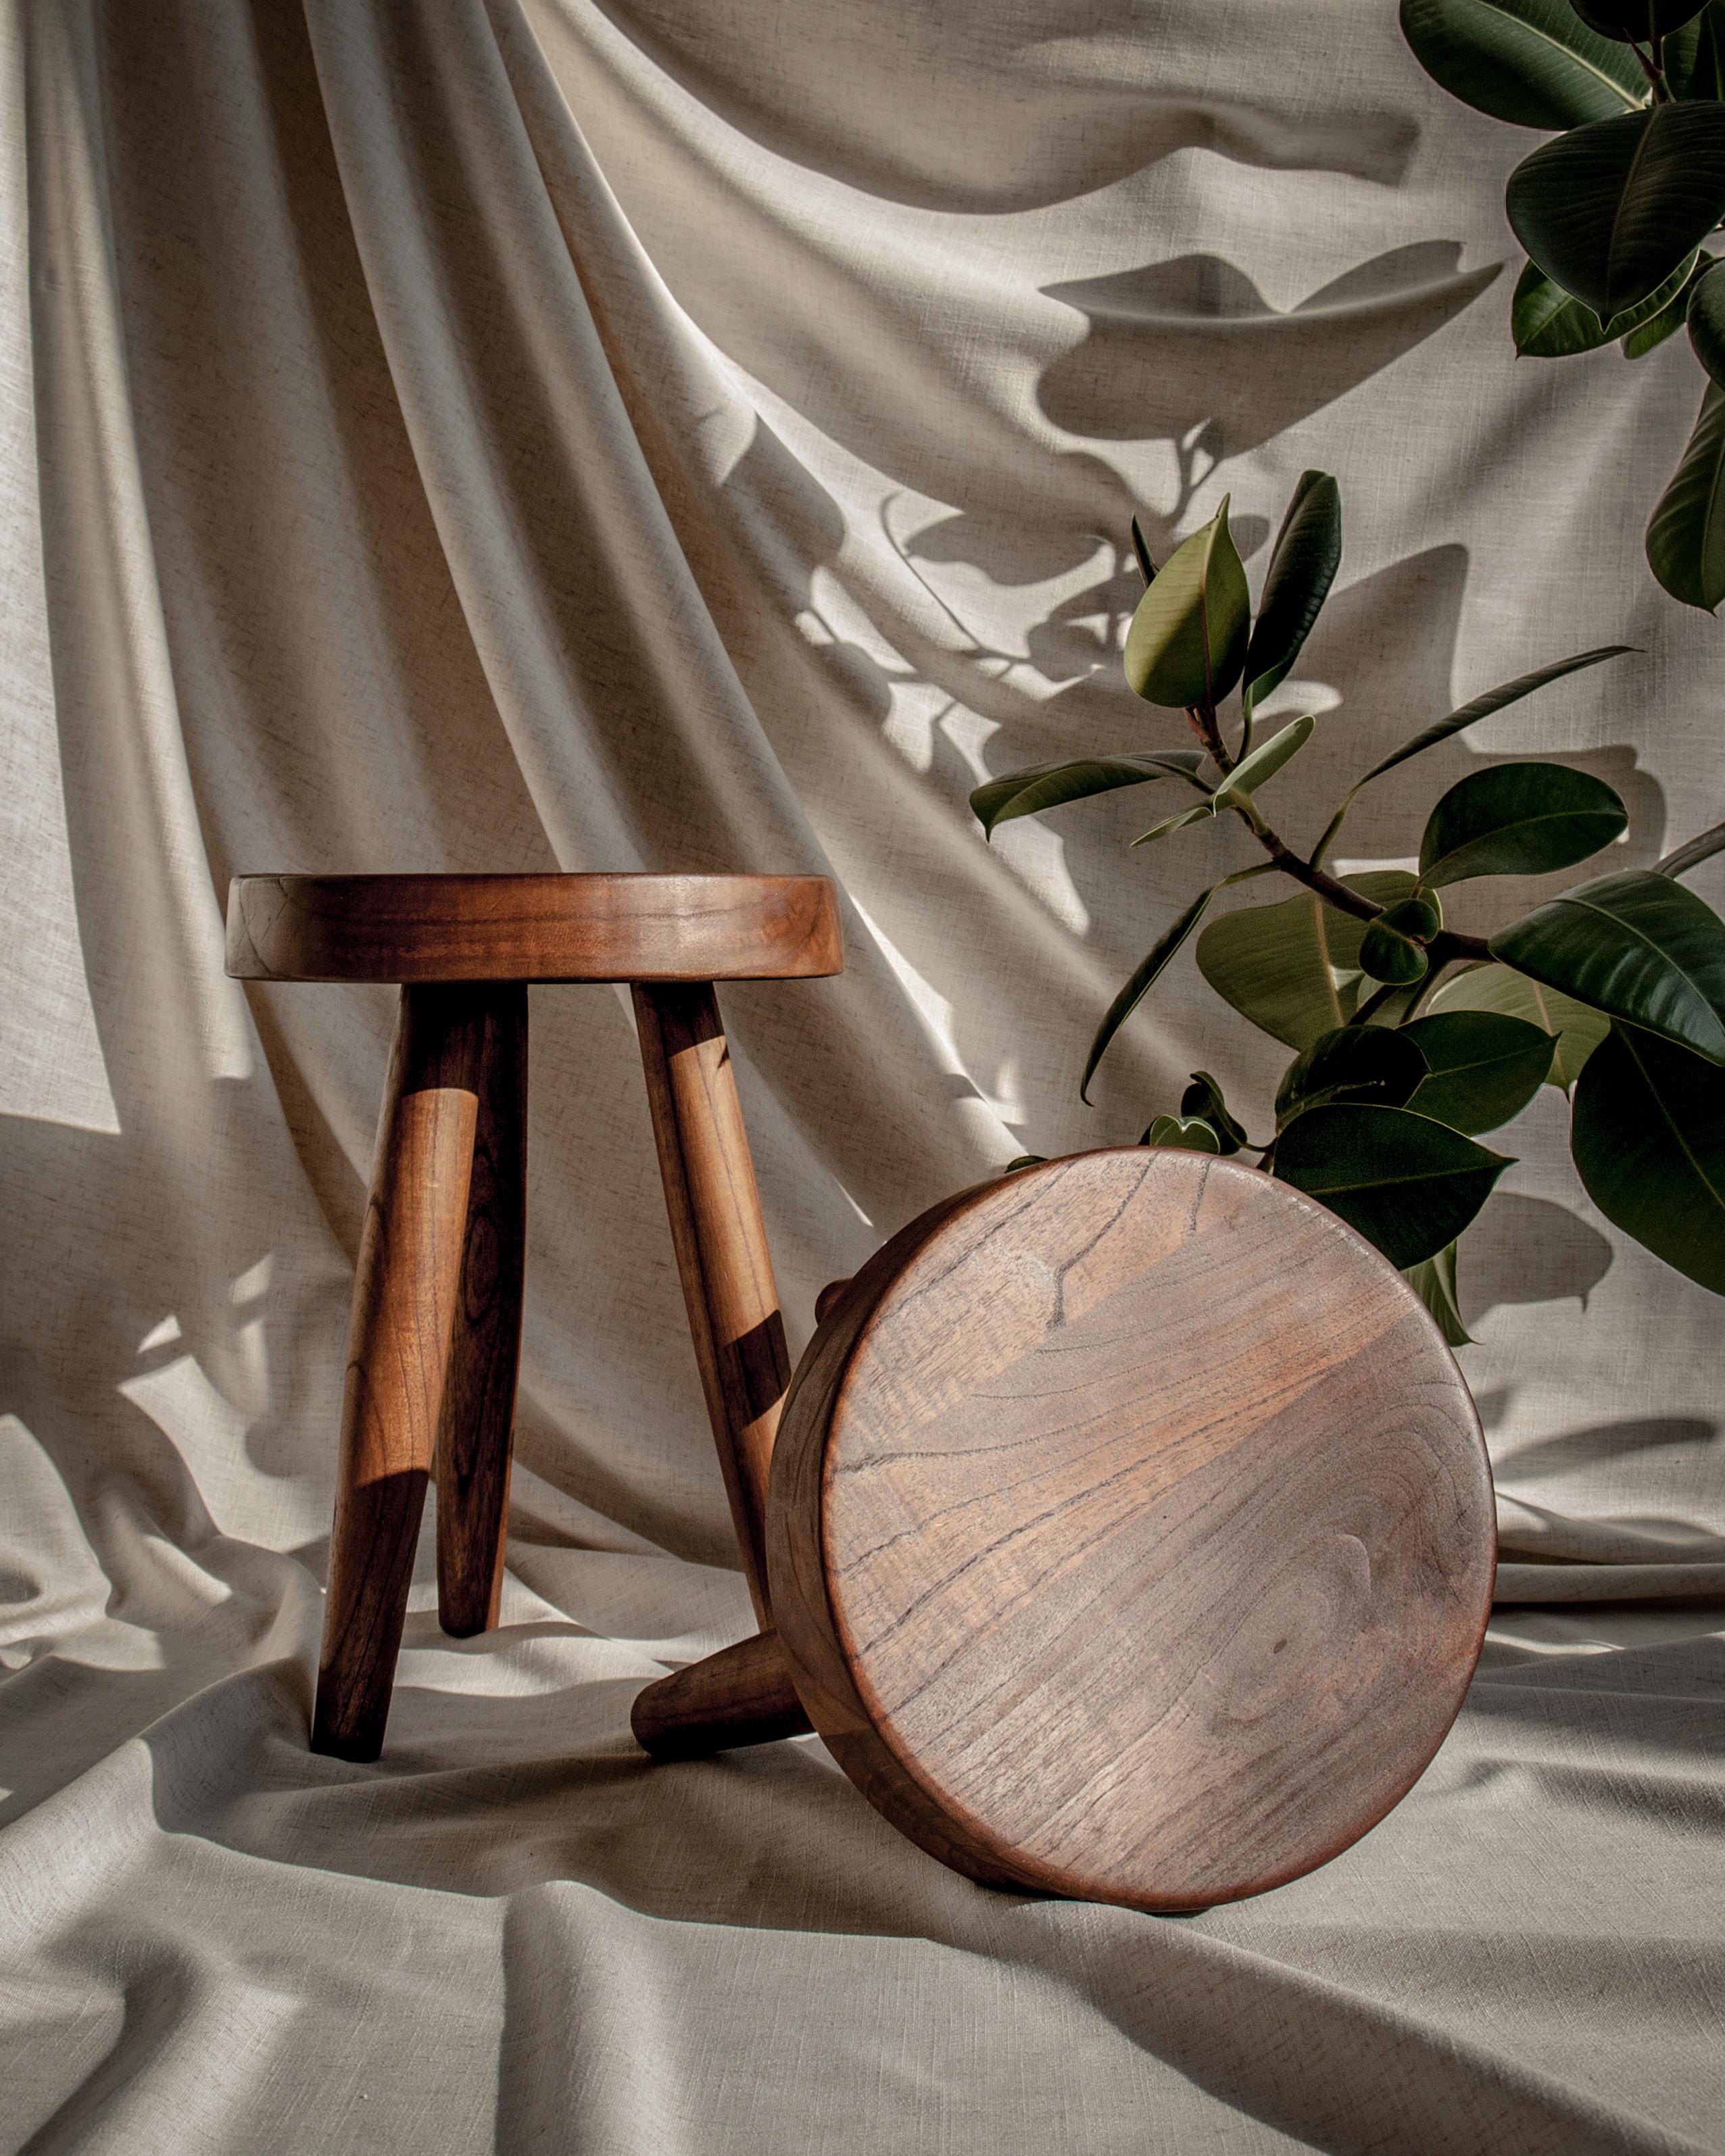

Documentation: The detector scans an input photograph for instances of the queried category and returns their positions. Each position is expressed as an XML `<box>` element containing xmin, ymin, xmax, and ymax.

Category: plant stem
<box><xmin>1351</xmin><ymin>981</ymin><xmax>1403</xmax><ymax>1027</ymax></box>
<box><xmin>1632</xmin><ymin>39</ymin><xmax>1670</xmax><ymax>99</ymax></box>
<box><xmin>1224</xmin><ymin>801</ymin><xmax>1494</xmax><ymax>960</ymax></box>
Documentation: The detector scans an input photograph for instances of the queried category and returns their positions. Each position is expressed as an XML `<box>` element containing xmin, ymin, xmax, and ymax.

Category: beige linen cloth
<box><xmin>1</xmin><ymin>2</ymin><xmax>1720</xmax><ymax>2149</ymax></box>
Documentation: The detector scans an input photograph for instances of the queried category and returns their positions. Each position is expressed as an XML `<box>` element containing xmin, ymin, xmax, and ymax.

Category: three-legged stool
<box><xmin>226</xmin><ymin>871</ymin><xmax>841</xmax><ymax>1761</ymax></box>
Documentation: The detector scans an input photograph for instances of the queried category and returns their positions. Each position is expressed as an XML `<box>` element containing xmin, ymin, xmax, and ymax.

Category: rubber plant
<box><xmin>1401</xmin><ymin>0</ymin><xmax>1725</xmax><ymax>607</ymax></box>
<box><xmin>975</xmin><ymin>478</ymin><xmax>1725</xmax><ymax>1337</ymax></box>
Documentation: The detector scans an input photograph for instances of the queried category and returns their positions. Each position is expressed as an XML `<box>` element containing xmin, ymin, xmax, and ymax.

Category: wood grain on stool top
<box><xmin>766</xmin><ymin>1149</ymin><xmax>1494</xmax><ymax>1913</ymax></box>
<box><xmin>225</xmin><ymin>873</ymin><xmax>842</xmax><ymax>983</ymax></box>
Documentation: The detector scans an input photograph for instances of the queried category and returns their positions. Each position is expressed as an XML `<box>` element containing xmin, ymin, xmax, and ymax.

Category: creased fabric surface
<box><xmin>0</xmin><ymin>1</ymin><xmax>1721</xmax><ymax>2149</ymax></box>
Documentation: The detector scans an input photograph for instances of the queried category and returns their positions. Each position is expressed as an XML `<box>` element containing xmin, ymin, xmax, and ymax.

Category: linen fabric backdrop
<box><xmin>0</xmin><ymin>1</ymin><xmax>1720</xmax><ymax>2149</ymax></box>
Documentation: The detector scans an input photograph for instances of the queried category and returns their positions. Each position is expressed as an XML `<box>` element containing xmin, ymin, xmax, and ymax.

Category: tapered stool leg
<box><xmin>312</xmin><ymin>985</ymin><xmax>489</xmax><ymax>1761</ymax></box>
<box><xmin>633</xmin><ymin>983</ymin><xmax>789</xmax><ymax>1620</ymax></box>
<box><xmin>435</xmin><ymin>985</ymin><xmax>527</xmax><ymax>1637</ymax></box>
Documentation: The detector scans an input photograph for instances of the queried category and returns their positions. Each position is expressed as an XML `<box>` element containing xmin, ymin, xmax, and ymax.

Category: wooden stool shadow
<box><xmin>226</xmin><ymin>871</ymin><xmax>841</xmax><ymax>1762</ymax></box>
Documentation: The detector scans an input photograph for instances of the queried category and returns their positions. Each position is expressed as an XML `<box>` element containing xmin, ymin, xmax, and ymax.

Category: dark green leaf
<box><xmin>1359</xmin><ymin>920</ymin><xmax>1430</xmax><ymax>985</ymax></box>
<box><xmin>1196</xmin><ymin>872</ymin><xmax>1417</xmax><ymax>1050</ymax></box>
<box><xmin>1572</xmin><ymin>1023</ymin><xmax>1725</xmax><ymax>1288</ymax></box>
<box><xmin>1309</xmin><ymin>644</ymin><xmax>1631</xmax><ymax>866</ymax></box>
<box><xmin>1404</xmin><ymin>1242</ymin><xmax>1474</xmax><ymax>1346</ymax></box>
<box><xmin>1215</xmin><ymin>715</ymin><xmax>1316</xmax><ymax>806</ymax></box>
<box><xmin>1129</xmin><ymin>516</ymin><xmax>1156</xmax><ymax>587</ymax></box>
<box><xmin>1399</xmin><ymin>0</ymin><xmax>1645</xmax><ymax>127</ymax></box>
<box><xmin>1491</xmin><ymin>866</ymin><xmax>1725</xmax><ymax>1061</ymax></box>
<box><xmin>1130</xmin><ymin>800</ymin><xmax>1218</xmax><ymax>848</ymax></box>
<box><xmin>1506</xmin><ymin>103</ymin><xmax>1725</xmax><ymax>320</ymax></box>
<box><xmin>1275</xmin><ymin>1025</ymin><xmax>1429</xmax><ymax>1129</ymax></box>
<box><xmin>1384</xmin><ymin>894</ymin><xmax>1444</xmax><ymax>939</ymax></box>
<box><xmin>1622</xmin><ymin>249</ymin><xmax>1713</xmax><ymax>353</ymax></box>
<box><xmin>1691</xmin><ymin>258</ymin><xmax>1725</xmax><ymax>384</ymax></box>
<box><xmin>1658</xmin><ymin>818</ymin><xmax>1725</xmax><ymax>875</ymax></box>
<box><xmin>971</xmin><ymin>752</ymin><xmax>1209</xmax><ymax>838</ymax></box>
<box><xmin>1275</xmin><ymin>1104</ymin><xmax>1513</xmax><ymax>1268</ymax></box>
<box><xmin>1418</xmin><ymin>761</ymin><xmax>1628</xmax><ymax>885</ymax></box>
<box><xmin>1570</xmin><ymin>0</ymin><xmax>1706</xmax><ymax>40</ymax></box>
<box><xmin>1511</xmin><ymin>251</ymin><xmax>1698</xmax><ymax>355</ymax></box>
<box><xmin>1668</xmin><ymin>1</ymin><xmax>1725</xmax><ymax>98</ymax></box>
<box><xmin>1241</xmin><ymin>472</ymin><xmax>1342</xmax><ymax>717</ymax></box>
<box><xmin>1180</xmin><ymin>1070</ymin><xmax>1250</xmax><ymax>1152</ymax></box>
<box><xmin>1082</xmin><ymin>868</ymin><xmax>1274</xmax><ymax>1099</ymax></box>
<box><xmin>1428</xmin><ymin>961</ymin><xmax>1609</xmax><ymax>1089</ymax></box>
<box><xmin>1141</xmin><ymin>1114</ymin><xmax>1223</xmax><ymax>1153</ymax></box>
<box><xmin>1123</xmin><ymin>496</ymin><xmax>1250</xmax><ymax>708</ymax></box>
<box><xmin>1401</xmin><ymin>1010</ymin><xmax>1556</xmax><ymax>1130</ymax></box>
<box><xmin>1647</xmin><ymin>381</ymin><xmax>1725</xmax><ymax>608</ymax></box>
<box><xmin>1004</xmin><ymin>1154</ymin><xmax>1048</xmax><ymax>1173</ymax></box>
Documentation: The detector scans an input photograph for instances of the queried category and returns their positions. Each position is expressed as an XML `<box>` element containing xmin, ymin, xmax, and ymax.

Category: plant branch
<box><xmin>1631</xmin><ymin>38</ymin><xmax>1670</xmax><ymax>99</ymax></box>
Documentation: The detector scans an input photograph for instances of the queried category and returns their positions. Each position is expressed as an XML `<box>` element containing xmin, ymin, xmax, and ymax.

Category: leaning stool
<box><xmin>225</xmin><ymin>871</ymin><xmax>842</xmax><ymax>1762</ymax></box>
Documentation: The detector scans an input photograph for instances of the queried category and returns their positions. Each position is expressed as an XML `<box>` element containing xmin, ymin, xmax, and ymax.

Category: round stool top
<box><xmin>224</xmin><ymin>873</ymin><xmax>842</xmax><ymax>983</ymax></box>
<box><xmin>767</xmin><ymin>1148</ymin><xmax>1493</xmax><ymax>1913</ymax></box>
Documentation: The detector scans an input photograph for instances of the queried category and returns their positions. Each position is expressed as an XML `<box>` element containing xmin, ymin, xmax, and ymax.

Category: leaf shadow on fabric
<box><xmin>1038</xmin><ymin>245</ymin><xmax>1502</xmax><ymax>461</ymax></box>
<box><xmin>1460</xmin><ymin>1195</ymin><xmax>1615</xmax><ymax>1322</ymax></box>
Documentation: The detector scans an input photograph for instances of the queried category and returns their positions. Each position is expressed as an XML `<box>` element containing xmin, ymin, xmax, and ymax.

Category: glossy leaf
<box><xmin>1359</xmin><ymin>920</ymin><xmax>1430</xmax><ymax>985</ymax></box>
<box><xmin>1399</xmin><ymin>0</ymin><xmax>1645</xmax><ymax>127</ymax></box>
<box><xmin>1428</xmin><ymin>961</ymin><xmax>1609</xmax><ymax>1090</ymax></box>
<box><xmin>1141</xmin><ymin>1114</ymin><xmax>1223</xmax><ymax>1154</ymax></box>
<box><xmin>1216</xmin><ymin>715</ymin><xmax>1317</xmax><ymax>807</ymax></box>
<box><xmin>1692</xmin><ymin>258</ymin><xmax>1725</xmax><ymax>385</ymax></box>
<box><xmin>1004</xmin><ymin>1154</ymin><xmax>1048</xmax><ymax>1173</ymax></box>
<box><xmin>1667</xmin><ymin>1</ymin><xmax>1725</xmax><ymax>98</ymax></box>
<box><xmin>1079</xmin><ymin>863</ymin><xmax>1274</xmax><ymax>1101</ymax></box>
<box><xmin>1404</xmin><ymin>1242</ymin><xmax>1474</xmax><ymax>1346</ymax></box>
<box><xmin>1570</xmin><ymin>0</ymin><xmax>1707</xmax><ymax>38</ymax></box>
<box><xmin>1196</xmin><ymin>872</ymin><xmax>1417</xmax><ymax>1051</ymax></box>
<box><xmin>1511</xmin><ymin>250</ymin><xmax>1698</xmax><ymax>356</ymax></box>
<box><xmin>1505</xmin><ymin>104</ymin><xmax>1725</xmax><ymax>321</ymax></box>
<box><xmin>1401</xmin><ymin>1010</ymin><xmax>1556</xmax><ymax>1131</ymax></box>
<box><xmin>1123</xmin><ymin>497</ymin><xmax>1250</xmax><ymax>709</ymax></box>
<box><xmin>1417</xmin><ymin>761</ymin><xmax>1628</xmax><ymax>886</ymax></box>
<box><xmin>1180</xmin><ymin>1070</ymin><xmax>1250</xmax><ymax>1153</ymax></box>
<box><xmin>1622</xmin><ymin>250</ymin><xmax>1712</xmax><ymax>353</ymax></box>
<box><xmin>1572</xmin><ymin>1024</ymin><xmax>1725</xmax><ymax>1290</ymax></box>
<box><xmin>1130</xmin><ymin>800</ymin><xmax>1219</xmax><ymax>848</ymax></box>
<box><xmin>1274</xmin><ymin>1025</ymin><xmax>1428</xmax><ymax>1129</ymax></box>
<box><xmin>1646</xmin><ymin>381</ymin><xmax>1725</xmax><ymax>608</ymax></box>
<box><xmin>1491</xmin><ymin>866</ymin><xmax>1725</xmax><ymax>1062</ymax></box>
<box><xmin>972</xmin><ymin>752</ymin><xmax>1209</xmax><ymax>838</ymax></box>
<box><xmin>1241</xmin><ymin>472</ymin><xmax>1342</xmax><ymax>717</ymax></box>
<box><xmin>1309</xmin><ymin>644</ymin><xmax>1630</xmax><ymax>866</ymax></box>
<box><xmin>1275</xmin><ymin>1104</ymin><xmax>1513</xmax><ymax>1269</ymax></box>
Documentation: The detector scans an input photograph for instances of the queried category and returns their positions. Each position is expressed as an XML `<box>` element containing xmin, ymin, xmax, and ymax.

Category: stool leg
<box><xmin>435</xmin><ymin>985</ymin><xmax>527</xmax><ymax>1637</ymax></box>
<box><xmin>633</xmin><ymin>983</ymin><xmax>789</xmax><ymax>1622</ymax></box>
<box><xmin>312</xmin><ymin>986</ymin><xmax>486</xmax><ymax>1761</ymax></box>
<box><xmin>631</xmin><ymin>1628</ymin><xmax>811</xmax><ymax>1759</ymax></box>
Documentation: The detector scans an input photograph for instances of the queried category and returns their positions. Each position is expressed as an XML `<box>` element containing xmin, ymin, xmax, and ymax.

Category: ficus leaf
<box><xmin>1216</xmin><ymin>714</ymin><xmax>1317</xmax><ymax>809</ymax></box>
<box><xmin>1130</xmin><ymin>801</ymin><xmax>1219</xmax><ymax>848</ymax></box>
<box><xmin>1506</xmin><ymin>104</ymin><xmax>1725</xmax><ymax>322</ymax></box>
<box><xmin>1570</xmin><ymin>0</ymin><xmax>1707</xmax><ymax>39</ymax></box>
<box><xmin>1403</xmin><ymin>1241</ymin><xmax>1474</xmax><ymax>1347</ymax></box>
<box><xmin>1140</xmin><ymin>1114</ymin><xmax>1223</xmax><ymax>1154</ymax></box>
<box><xmin>1571</xmin><ymin>1023</ymin><xmax>1725</xmax><ymax>1291</ymax></box>
<box><xmin>971</xmin><ymin>752</ymin><xmax>1209</xmax><ymax>838</ymax></box>
<box><xmin>1274</xmin><ymin>1104</ymin><xmax>1513</xmax><ymax>1269</ymax></box>
<box><xmin>1196</xmin><ymin>872</ymin><xmax>1417</xmax><ymax>1051</ymax></box>
<box><xmin>1428</xmin><ymin>960</ymin><xmax>1609</xmax><ymax>1091</ymax></box>
<box><xmin>1622</xmin><ymin>249</ymin><xmax>1714</xmax><ymax>354</ymax></box>
<box><xmin>1490</xmin><ymin>866</ymin><xmax>1725</xmax><ymax>1062</ymax></box>
<box><xmin>1646</xmin><ymin>381</ymin><xmax>1725</xmax><ymax>609</ymax></box>
<box><xmin>1399</xmin><ymin>0</ymin><xmax>1645</xmax><ymax>128</ymax></box>
<box><xmin>1123</xmin><ymin>497</ymin><xmax>1250</xmax><ymax>710</ymax></box>
<box><xmin>1359</xmin><ymin>921</ymin><xmax>1430</xmax><ymax>985</ymax></box>
<box><xmin>1400</xmin><ymin>1010</ymin><xmax>1556</xmax><ymax>1131</ymax></box>
<box><xmin>1180</xmin><ymin>1069</ymin><xmax>1250</xmax><ymax>1152</ymax></box>
<box><xmin>1241</xmin><ymin>472</ymin><xmax>1342</xmax><ymax>717</ymax></box>
<box><xmin>1691</xmin><ymin>259</ymin><xmax>1725</xmax><ymax>385</ymax></box>
<box><xmin>1308</xmin><ymin>644</ymin><xmax>1631</xmax><ymax>867</ymax></box>
<box><xmin>1080</xmin><ymin>864</ymin><xmax>1274</xmax><ymax>1102</ymax></box>
<box><xmin>1417</xmin><ymin>761</ymin><xmax>1628</xmax><ymax>886</ymax></box>
<box><xmin>1274</xmin><ymin>1025</ymin><xmax>1429</xmax><ymax>1129</ymax></box>
<box><xmin>1666</xmin><ymin>1</ymin><xmax>1725</xmax><ymax>98</ymax></box>
<box><xmin>1658</xmin><ymin>818</ymin><xmax>1725</xmax><ymax>876</ymax></box>
<box><xmin>1511</xmin><ymin>251</ymin><xmax>1699</xmax><ymax>356</ymax></box>
<box><xmin>1129</xmin><ymin>516</ymin><xmax>1156</xmax><ymax>587</ymax></box>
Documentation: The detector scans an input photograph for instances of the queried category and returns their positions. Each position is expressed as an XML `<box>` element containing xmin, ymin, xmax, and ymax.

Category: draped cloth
<box><xmin>1</xmin><ymin>3</ymin><xmax>1720</xmax><ymax>2147</ymax></box>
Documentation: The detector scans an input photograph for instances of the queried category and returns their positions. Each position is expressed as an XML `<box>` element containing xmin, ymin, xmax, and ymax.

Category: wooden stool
<box><xmin>633</xmin><ymin>1150</ymin><xmax>1495</xmax><ymax>1913</ymax></box>
<box><xmin>225</xmin><ymin>871</ymin><xmax>842</xmax><ymax>1762</ymax></box>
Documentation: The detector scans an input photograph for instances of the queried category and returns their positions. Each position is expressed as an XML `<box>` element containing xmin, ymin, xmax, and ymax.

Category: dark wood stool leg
<box><xmin>631</xmin><ymin>1629</ymin><xmax>811</xmax><ymax>1759</ymax></box>
<box><xmin>312</xmin><ymin>986</ymin><xmax>487</xmax><ymax>1761</ymax></box>
<box><xmin>435</xmin><ymin>985</ymin><xmax>527</xmax><ymax>1637</ymax></box>
<box><xmin>633</xmin><ymin>983</ymin><xmax>789</xmax><ymax>1623</ymax></box>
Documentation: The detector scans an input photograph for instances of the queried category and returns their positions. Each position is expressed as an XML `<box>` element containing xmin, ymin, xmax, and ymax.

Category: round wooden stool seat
<box><xmin>765</xmin><ymin>1148</ymin><xmax>1495</xmax><ymax>1913</ymax></box>
<box><xmin>225</xmin><ymin>872</ymin><xmax>842</xmax><ymax>983</ymax></box>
